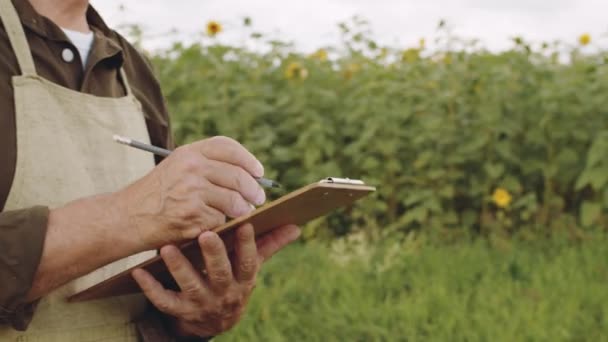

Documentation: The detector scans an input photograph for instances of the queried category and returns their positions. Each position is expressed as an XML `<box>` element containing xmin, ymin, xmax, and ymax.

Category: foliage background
<box><xmin>148</xmin><ymin>19</ymin><xmax>608</xmax><ymax>241</ymax></box>
<box><xmin>139</xmin><ymin>18</ymin><xmax>608</xmax><ymax>340</ymax></box>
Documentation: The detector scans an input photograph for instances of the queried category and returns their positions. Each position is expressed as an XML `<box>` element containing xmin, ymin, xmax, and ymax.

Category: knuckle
<box><xmin>235</xmin><ymin>169</ymin><xmax>257</xmax><ymax>198</ymax></box>
<box><xmin>200</xmin><ymin>208</ymin><xmax>226</xmax><ymax>231</ymax></box>
<box><xmin>204</xmin><ymin>235</ymin><xmax>224</xmax><ymax>253</ymax></box>
<box><xmin>183</xmin><ymin>310</ymin><xmax>200</xmax><ymax>323</ymax></box>
<box><xmin>182</xmin><ymin>176</ymin><xmax>202</xmax><ymax>193</ymax></box>
<box><xmin>155</xmin><ymin>300</ymin><xmax>173</xmax><ymax>314</ymax></box>
<box><xmin>173</xmin><ymin>144</ymin><xmax>191</xmax><ymax>155</ymax></box>
<box><xmin>173</xmin><ymin>144</ymin><xmax>193</xmax><ymax>156</ymax></box>
<box><xmin>180</xmin><ymin>201</ymin><xmax>203</xmax><ymax>221</ymax></box>
<box><xmin>239</xmin><ymin>257</ymin><xmax>258</xmax><ymax>274</ymax></box>
<box><xmin>232</xmin><ymin>170</ymin><xmax>245</xmax><ymax>191</ymax></box>
<box><xmin>228</xmin><ymin>192</ymin><xmax>247</xmax><ymax>216</ymax></box>
<box><xmin>215</xmin><ymin>136</ymin><xmax>249</xmax><ymax>159</ymax></box>
<box><xmin>221</xmin><ymin>294</ymin><xmax>241</xmax><ymax>311</ymax></box>
<box><xmin>180</xmin><ymin>155</ymin><xmax>202</xmax><ymax>174</ymax></box>
<box><xmin>204</xmin><ymin>306</ymin><xmax>222</xmax><ymax>320</ymax></box>
<box><xmin>212</xmin><ymin>212</ymin><xmax>226</xmax><ymax>227</ymax></box>
<box><xmin>208</xmin><ymin>135</ymin><xmax>236</xmax><ymax>149</ymax></box>
<box><xmin>210</xmin><ymin>268</ymin><xmax>232</xmax><ymax>286</ymax></box>
<box><xmin>187</xmin><ymin>306</ymin><xmax>212</xmax><ymax>323</ymax></box>
<box><xmin>183</xmin><ymin>282</ymin><xmax>203</xmax><ymax>296</ymax></box>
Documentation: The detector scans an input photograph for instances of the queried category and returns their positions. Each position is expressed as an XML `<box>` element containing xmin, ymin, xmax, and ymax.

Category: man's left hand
<box><xmin>132</xmin><ymin>223</ymin><xmax>301</xmax><ymax>338</ymax></box>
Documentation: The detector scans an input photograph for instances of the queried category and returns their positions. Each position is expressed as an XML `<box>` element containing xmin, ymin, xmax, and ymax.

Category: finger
<box><xmin>160</xmin><ymin>245</ymin><xmax>207</xmax><ymax>296</ymax></box>
<box><xmin>233</xmin><ymin>224</ymin><xmax>259</xmax><ymax>283</ymax></box>
<box><xmin>201</xmin><ymin>181</ymin><xmax>254</xmax><ymax>218</ymax></box>
<box><xmin>132</xmin><ymin>268</ymin><xmax>182</xmax><ymax>316</ymax></box>
<box><xmin>257</xmin><ymin>225</ymin><xmax>301</xmax><ymax>263</ymax></box>
<box><xmin>199</xmin><ymin>231</ymin><xmax>234</xmax><ymax>293</ymax></box>
<box><xmin>201</xmin><ymin>159</ymin><xmax>266</xmax><ymax>206</ymax></box>
<box><xmin>194</xmin><ymin>136</ymin><xmax>264</xmax><ymax>178</ymax></box>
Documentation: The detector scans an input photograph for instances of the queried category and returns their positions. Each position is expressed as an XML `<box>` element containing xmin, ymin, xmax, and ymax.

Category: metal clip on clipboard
<box><xmin>319</xmin><ymin>177</ymin><xmax>366</xmax><ymax>185</ymax></box>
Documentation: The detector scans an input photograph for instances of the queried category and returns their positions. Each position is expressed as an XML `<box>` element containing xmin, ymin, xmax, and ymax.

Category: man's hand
<box><xmin>26</xmin><ymin>136</ymin><xmax>269</xmax><ymax>301</ymax></box>
<box><xmin>132</xmin><ymin>223</ymin><xmax>301</xmax><ymax>338</ymax></box>
<box><xmin>116</xmin><ymin>136</ymin><xmax>267</xmax><ymax>250</ymax></box>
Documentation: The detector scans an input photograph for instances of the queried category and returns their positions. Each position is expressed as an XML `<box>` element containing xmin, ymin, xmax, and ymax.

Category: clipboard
<box><xmin>68</xmin><ymin>177</ymin><xmax>376</xmax><ymax>302</ymax></box>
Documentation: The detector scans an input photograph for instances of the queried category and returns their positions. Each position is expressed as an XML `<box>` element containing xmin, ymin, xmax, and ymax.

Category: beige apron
<box><xmin>0</xmin><ymin>0</ymin><xmax>156</xmax><ymax>340</ymax></box>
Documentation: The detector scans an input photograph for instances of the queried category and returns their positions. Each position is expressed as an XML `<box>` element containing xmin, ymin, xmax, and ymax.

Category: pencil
<box><xmin>113</xmin><ymin>135</ymin><xmax>281</xmax><ymax>189</ymax></box>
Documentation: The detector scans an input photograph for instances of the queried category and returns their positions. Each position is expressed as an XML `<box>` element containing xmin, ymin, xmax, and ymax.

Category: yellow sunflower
<box><xmin>206</xmin><ymin>21</ymin><xmax>222</xmax><ymax>36</ymax></box>
<box><xmin>310</xmin><ymin>49</ymin><xmax>328</xmax><ymax>61</ymax></box>
<box><xmin>579</xmin><ymin>33</ymin><xmax>591</xmax><ymax>46</ymax></box>
<box><xmin>492</xmin><ymin>188</ymin><xmax>512</xmax><ymax>209</ymax></box>
<box><xmin>401</xmin><ymin>48</ymin><xmax>420</xmax><ymax>63</ymax></box>
<box><xmin>343</xmin><ymin>63</ymin><xmax>361</xmax><ymax>80</ymax></box>
<box><xmin>285</xmin><ymin>62</ymin><xmax>308</xmax><ymax>80</ymax></box>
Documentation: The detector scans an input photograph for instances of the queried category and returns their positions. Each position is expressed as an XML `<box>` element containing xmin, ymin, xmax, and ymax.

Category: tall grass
<box><xmin>218</xmin><ymin>237</ymin><xmax>608</xmax><ymax>341</ymax></box>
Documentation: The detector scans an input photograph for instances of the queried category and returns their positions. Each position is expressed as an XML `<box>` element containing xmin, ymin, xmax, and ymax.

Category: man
<box><xmin>0</xmin><ymin>0</ymin><xmax>301</xmax><ymax>340</ymax></box>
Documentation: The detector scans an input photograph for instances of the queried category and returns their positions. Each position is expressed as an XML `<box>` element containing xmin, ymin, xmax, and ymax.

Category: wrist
<box><xmin>107</xmin><ymin>190</ymin><xmax>148</xmax><ymax>253</ymax></box>
<box><xmin>53</xmin><ymin>191</ymin><xmax>144</xmax><ymax>257</ymax></box>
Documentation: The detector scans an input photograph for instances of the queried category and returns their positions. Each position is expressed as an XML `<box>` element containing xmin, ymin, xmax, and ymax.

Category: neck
<box><xmin>28</xmin><ymin>0</ymin><xmax>90</xmax><ymax>32</ymax></box>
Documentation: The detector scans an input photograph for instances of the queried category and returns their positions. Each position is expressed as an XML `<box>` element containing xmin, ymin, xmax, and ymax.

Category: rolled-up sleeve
<box><xmin>0</xmin><ymin>206</ymin><xmax>48</xmax><ymax>331</ymax></box>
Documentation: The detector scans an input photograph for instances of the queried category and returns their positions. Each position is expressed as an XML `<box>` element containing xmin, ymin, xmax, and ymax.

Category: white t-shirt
<box><xmin>61</xmin><ymin>28</ymin><xmax>94</xmax><ymax>70</ymax></box>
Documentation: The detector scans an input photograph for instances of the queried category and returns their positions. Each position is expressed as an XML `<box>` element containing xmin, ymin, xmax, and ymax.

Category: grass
<box><xmin>217</xmin><ymin>235</ymin><xmax>608</xmax><ymax>341</ymax></box>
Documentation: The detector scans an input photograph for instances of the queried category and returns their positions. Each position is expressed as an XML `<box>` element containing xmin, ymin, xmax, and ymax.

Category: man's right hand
<box><xmin>115</xmin><ymin>136</ymin><xmax>266</xmax><ymax>250</ymax></box>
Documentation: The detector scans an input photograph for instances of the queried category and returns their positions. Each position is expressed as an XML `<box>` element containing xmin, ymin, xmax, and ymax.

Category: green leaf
<box><xmin>413</xmin><ymin>151</ymin><xmax>434</xmax><ymax>169</ymax></box>
<box><xmin>589</xmin><ymin>167</ymin><xmax>608</xmax><ymax>190</ymax></box>
<box><xmin>576</xmin><ymin>167</ymin><xmax>608</xmax><ymax>191</ymax></box>
<box><xmin>555</xmin><ymin>147</ymin><xmax>579</xmax><ymax>166</ymax></box>
<box><xmin>439</xmin><ymin>185</ymin><xmax>455</xmax><ymax>198</ymax></box>
<box><xmin>575</xmin><ymin>171</ymin><xmax>589</xmax><ymax>190</ymax></box>
<box><xmin>513</xmin><ymin>193</ymin><xmax>538</xmax><ymax>210</ymax></box>
<box><xmin>502</xmin><ymin>176</ymin><xmax>523</xmax><ymax>194</ymax></box>
<box><xmin>580</xmin><ymin>201</ymin><xmax>602</xmax><ymax>227</ymax></box>
<box><xmin>403</xmin><ymin>190</ymin><xmax>433</xmax><ymax>206</ymax></box>
<box><xmin>484</xmin><ymin>163</ymin><xmax>504</xmax><ymax>180</ymax></box>
<box><xmin>424</xmin><ymin>198</ymin><xmax>442</xmax><ymax>212</ymax></box>
<box><xmin>404</xmin><ymin>206</ymin><xmax>429</xmax><ymax>224</ymax></box>
<box><xmin>586</xmin><ymin>131</ymin><xmax>608</xmax><ymax>168</ymax></box>
<box><xmin>362</xmin><ymin>156</ymin><xmax>380</xmax><ymax>170</ymax></box>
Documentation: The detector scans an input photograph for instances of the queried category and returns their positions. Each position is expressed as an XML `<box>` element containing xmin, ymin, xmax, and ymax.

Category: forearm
<box><xmin>26</xmin><ymin>192</ymin><xmax>143</xmax><ymax>301</ymax></box>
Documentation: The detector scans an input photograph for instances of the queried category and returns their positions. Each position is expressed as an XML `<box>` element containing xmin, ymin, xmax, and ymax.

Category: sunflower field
<box><xmin>138</xmin><ymin>18</ymin><xmax>608</xmax><ymax>340</ymax></box>
<box><xmin>147</xmin><ymin>19</ymin><xmax>608</xmax><ymax>242</ymax></box>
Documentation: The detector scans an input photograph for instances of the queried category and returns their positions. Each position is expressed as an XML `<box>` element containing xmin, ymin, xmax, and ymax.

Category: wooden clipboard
<box><xmin>68</xmin><ymin>178</ymin><xmax>375</xmax><ymax>302</ymax></box>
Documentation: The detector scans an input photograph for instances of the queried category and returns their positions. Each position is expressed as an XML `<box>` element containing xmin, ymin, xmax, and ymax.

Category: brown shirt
<box><xmin>0</xmin><ymin>0</ymin><xmax>174</xmax><ymax>331</ymax></box>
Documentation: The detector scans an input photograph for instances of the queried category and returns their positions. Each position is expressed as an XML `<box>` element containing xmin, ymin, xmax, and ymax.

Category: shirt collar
<box><xmin>12</xmin><ymin>0</ymin><xmax>124</xmax><ymax>66</ymax></box>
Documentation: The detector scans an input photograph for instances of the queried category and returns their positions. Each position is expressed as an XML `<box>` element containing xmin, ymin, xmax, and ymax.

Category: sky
<box><xmin>90</xmin><ymin>0</ymin><xmax>608</xmax><ymax>53</ymax></box>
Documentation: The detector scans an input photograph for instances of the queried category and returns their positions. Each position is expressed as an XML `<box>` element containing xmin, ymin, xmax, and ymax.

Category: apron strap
<box><xmin>0</xmin><ymin>0</ymin><xmax>37</xmax><ymax>75</ymax></box>
<box><xmin>119</xmin><ymin>68</ymin><xmax>133</xmax><ymax>96</ymax></box>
